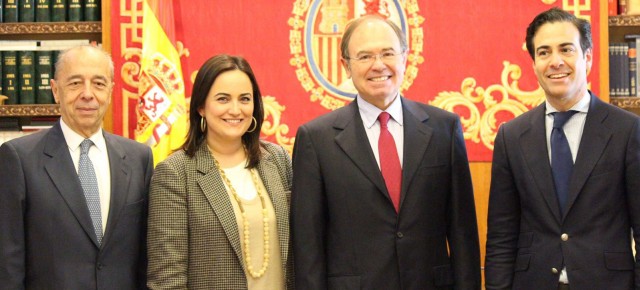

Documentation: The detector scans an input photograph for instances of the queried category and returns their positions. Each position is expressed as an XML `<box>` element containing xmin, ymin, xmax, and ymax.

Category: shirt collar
<box><xmin>545</xmin><ymin>90</ymin><xmax>591</xmax><ymax>115</ymax></box>
<box><xmin>60</xmin><ymin>119</ymin><xmax>107</xmax><ymax>153</ymax></box>
<box><xmin>357</xmin><ymin>93</ymin><xmax>404</xmax><ymax>129</ymax></box>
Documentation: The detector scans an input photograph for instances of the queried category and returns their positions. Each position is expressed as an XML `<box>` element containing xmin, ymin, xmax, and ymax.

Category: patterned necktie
<box><xmin>551</xmin><ymin>110</ymin><xmax>578</xmax><ymax>215</ymax></box>
<box><xmin>79</xmin><ymin>139</ymin><xmax>103</xmax><ymax>245</ymax></box>
<box><xmin>378</xmin><ymin>112</ymin><xmax>402</xmax><ymax>212</ymax></box>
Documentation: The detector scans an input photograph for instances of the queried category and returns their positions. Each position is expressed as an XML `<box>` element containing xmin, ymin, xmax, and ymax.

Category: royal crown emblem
<box><xmin>135</xmin><ymin>52</ymin><xmax>186</xmax><ymax>146</ymax></box>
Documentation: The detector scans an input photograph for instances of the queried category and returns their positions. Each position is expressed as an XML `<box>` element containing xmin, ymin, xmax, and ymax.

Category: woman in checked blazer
<box><xmin>147</xmin><ymin>55</ymin><xmax>293</xmax><ymax>289</ymax></box>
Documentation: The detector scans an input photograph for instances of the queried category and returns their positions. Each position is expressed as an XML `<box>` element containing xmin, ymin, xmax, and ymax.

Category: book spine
<box><xmin>629</xmin><ymin>41</ymin><xmax>637</xmax><ymax>97</ymax></box>
<box><xmin>0</xmin><ymin>118</ymin><xmax>21</xmax><ymax>132</ymax></box>
<box><xmin>0</xmin><ymin>51</ymin><xmax>2</xmax><ymax>98</ymax></box>
<box><xmin>3</xmin><ymin>0</ymin><xmax>19</xmax><ymax>22</ymax></box>
<box><xmin>35</xmin><ymin>50</ymin><xmax>53</xmax><ymax>104</ymax></box>
<box><xmin>18</xmin><ymin>50</ymin><xmax>35</xmax><ymax>104</ymax></box>
<box><xmin>19</xmin><ymin>0</ymin><xmax>35</xmax><ymax>22</ymax></box>
<box><xmin>610</xmin><ymin>44</ymin><xmax>616</xmax><ymax>97</ymax></box>
<box><xmin>616</xmin><ymin>43</ymin><xmax>623</xmax><ymax>97</ymax></box>
<box><xmin>637</xmin><ymin>38</ymin><xmax>640</xmax><ymax>97</ymax></box>
<box><xmin>50</xmin><ymin>0</ymin><xmax>65</xmax><ymax>21</ymax></box>
<box><xmin>623</xmin><ymin>43</ymin><xmax>630</xmax><ymax>97</ymax></box>
<box><xmin>2</xmin><ymin>51</ymin><xmax>19</xmax><ymax>104</ymax></box>
<box><xmin>35</xmin><ymin>0</ymin><xmax>50</xmax><ymax>22</ymax></box>
<box><xmin>83</xmin><ymin>0</ymin><xmax>98</xmax><ymax>21</ymax></box>
<box><xmin>67</xmin><ymin>0</ymin><xmax>81</xmax><ymax>21</ymax></box>
<box><xmin>620</xmin><ymin>0</ymin><xmax>629</xmax><ymax>14</ymax></box>
<box><xmin>610</xmin><ymin>0</ymin><xmax>619</xmax><ymax>15</ymax></box>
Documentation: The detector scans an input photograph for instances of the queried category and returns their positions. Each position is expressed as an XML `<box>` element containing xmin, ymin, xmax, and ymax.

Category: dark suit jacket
<box><xmin>485</xmin><ymin>93</ymin><xmax>640</xmax><ymax>289</ymax></box>
<box><xmin>0</xmin><ymin>122</ymin><xmax>154</xmax><ymax>290</ymax></box>
<box><xmin>291</xmin><ymin>97</ymin><xmax>481</xmax><ymax>290</ymax></box>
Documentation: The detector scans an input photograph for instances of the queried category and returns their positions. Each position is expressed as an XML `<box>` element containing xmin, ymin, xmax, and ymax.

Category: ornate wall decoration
<box><xmin>431</xmin><ymin>62</ymin><xmax>544</xmax><ymax>150</ymax></box>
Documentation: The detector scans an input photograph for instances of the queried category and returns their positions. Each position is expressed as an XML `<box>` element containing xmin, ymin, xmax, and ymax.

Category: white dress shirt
<box><xmin>357</xmin><ymin>94</ymin><xmax>404</xmax><ymax>169</ymax></box>
<box><xmin>544</xmin><ymin>91</ymin><xmax>590</xmax><ymax>284</ymax></box>
<box><xmin>60</xmin><ymin>120</ymin><xmax>111</xmax><ymax>234</ymax></box>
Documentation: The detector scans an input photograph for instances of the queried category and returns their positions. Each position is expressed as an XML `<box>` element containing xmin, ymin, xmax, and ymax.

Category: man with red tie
<box><xmin>291</xmin><ymin>15</ymin><xmax>481</xmax><ymax>290</ymax></box>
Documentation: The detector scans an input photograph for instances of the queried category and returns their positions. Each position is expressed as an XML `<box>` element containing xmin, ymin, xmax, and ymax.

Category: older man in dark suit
<box><xmin>0</xmin><ymin>45</ymin><xmax>153</xmax><ymax>289</ymax></box>
<box><xmin>485</xmin><ymin>8</ymin><xmax>640</xmax><ymax>290</ymax></box>
<box><xmin>291</xmin><ymin>15</ymin><xmax>481</xmax><ymax>290</ymax></box>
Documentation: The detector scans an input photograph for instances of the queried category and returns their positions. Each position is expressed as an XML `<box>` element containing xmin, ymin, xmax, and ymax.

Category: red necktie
<box><xmin>378</xmin><ymin>112</ymin><xmax>402</xmax><ymax>212</ymax></box>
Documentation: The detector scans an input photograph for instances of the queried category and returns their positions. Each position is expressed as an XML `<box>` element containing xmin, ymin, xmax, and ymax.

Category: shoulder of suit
<box><xmin>299</xmin><ymin>102</ymin><xmax>355</xmax><ymax>130</ymax></box>
<box><xmin>3</xmin><ymin>127</ymin><xmax>51</xmax><ymax>152</ymax></box>
<box><xmin>600</xmin><ymin>99</ymin><xmax>640</xmax><ymax>121</ymax></box>
<box><xmin>260</xmin><ymin>140</ymin><xmax>285</xmax><ymax>154</ymax></box>
<box><xmin>260</xmin><ymin>141</ymin><xmax>290</xmax><ymax>163</ymax></box>
<box><xmin>402</xmin><ymin>97</ymin><xmax>459</xmax><ymax>122</ymax></box>
<box><xmin>105</xmin><ymin>132</ymin><xmax>149</xmax><ymax>149</ymax></box>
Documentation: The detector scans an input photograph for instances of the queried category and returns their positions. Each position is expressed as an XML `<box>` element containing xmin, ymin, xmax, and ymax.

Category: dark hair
<box><xmin>181</xmin><ymin>54</ymin><xmax>264</xmax><ymax>168</ymax></box>
<box><xmin>340</xmin><ymin>15</ymin><xmax>408</xmax><ymax>60</ymax></box>
<box><xmin>525</xmin><ymin>7</ymin><xmax>592</xmax><ymax>60</ymax></box>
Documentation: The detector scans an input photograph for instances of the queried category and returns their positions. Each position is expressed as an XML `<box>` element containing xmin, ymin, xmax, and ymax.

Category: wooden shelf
<box><xmin>0</xmin><ymin>22</ymin><xmax>101</xmax><ymax>35</ymax></box>
<box><xmin>610</xmin><ymin>97</ymin><xmax>640</xmax><ymax>109</ymax></box>
<box><xmin>608</xmin><ymin>14</ymin><xmax>639</xmax><ymax>111</ymax></box>
<box><xmin>609</xmin><ymin>15</ymin><xmax>640</xmax><ymax>26</ymax></box>
<box><xmin>0</xmin><ymin>104</ymin><xmax>60</xmax><ymax>117</ymax></box>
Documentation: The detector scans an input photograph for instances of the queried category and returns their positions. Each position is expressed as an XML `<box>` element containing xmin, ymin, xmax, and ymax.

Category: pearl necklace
<box><xmin>212</xmin><ymin>156</ymin><xmax>270</xmax><ymax>278</ymax></box>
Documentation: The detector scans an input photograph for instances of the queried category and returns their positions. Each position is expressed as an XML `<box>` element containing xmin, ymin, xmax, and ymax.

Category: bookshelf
<box><xmin>0</xmin><ymin>104</ymin><xmax>60</xmax><ymax>116</ymax></box>
<box><xmin>608</xmin><ymin>14</ymin><xmax>640</xmax><ymax>114</ymax></box>
<box><xmin>0</xmin><ymin>21</ymin><xmax>102</xmax><ymax>37</ymax></box>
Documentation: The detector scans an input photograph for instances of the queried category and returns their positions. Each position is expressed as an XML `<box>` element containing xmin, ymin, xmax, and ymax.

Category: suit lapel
<box><xmin>399</xmin><ymin>99</ymin><xmax>433</xmax><ymax>209</ymax></box>
<box><xmin>519</xmin><ymin>105</ymin><xmax>563</xmax><ymax>222</ymax></box>
<box><xmin>43</xmin><ymin>123</ymin><xmax>101</xmax><ymax>247</ymax></box>
<box><xmin>255</xmin><ymin>148</ymin><xmax>290</xmax><ymax>272</ymax></box>
<box><xmin>101</xmin><ymin>133</ymin><xmax>132</xmax><ymax>247</ymax></box>
<box><xmin>195</xmin><ymin>144</ymin><xmax>244</xmax><ymax>264</ymax></box>
<box><xmin>334</xmin><ymin>101</ymin><xmax>390</xmax><ymax>201</ymax></box>
<box><xmin>564</xmin><ymin>94</ymin><xmax>611</xmax><ymax>219</ymax></box>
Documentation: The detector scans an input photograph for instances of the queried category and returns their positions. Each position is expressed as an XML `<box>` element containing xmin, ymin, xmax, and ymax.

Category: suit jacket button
<box><xmin>97</xmin><ymin>263</ymin><xmax>103</xmax><ymax>270</ymax></box>
<box><xmin>396</xmin><ymin>232</ymin><xmax>403</xmax><ymax>238</ymax></box>
<box><xmin>551</xmin><ymin>268</ymin><xmax>558</xmax><ymax>274</ymax></box>
<box><xmin>561</xmin><ymin>233</ymin><xmax>569</xmax><ymax>241</ymax></box>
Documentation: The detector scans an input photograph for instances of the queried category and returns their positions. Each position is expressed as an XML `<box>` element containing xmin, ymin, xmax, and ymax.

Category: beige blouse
<box><xmin>223</xmin><ymin>162</ymin><xmax>285</xmax><ymax>290</ymax></box>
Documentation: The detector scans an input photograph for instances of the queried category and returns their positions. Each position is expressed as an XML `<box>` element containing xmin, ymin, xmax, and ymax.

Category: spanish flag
<box><xmin>135</xmin><ymin>0</ymin><xmax>187</xmax><ymax>165</ymax></box>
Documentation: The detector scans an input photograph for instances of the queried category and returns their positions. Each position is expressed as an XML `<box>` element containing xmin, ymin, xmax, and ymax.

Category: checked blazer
<box><xmin>147</xmin><ymin>141</ymin><xmax>293</xmax><ymax>290</ymax></box>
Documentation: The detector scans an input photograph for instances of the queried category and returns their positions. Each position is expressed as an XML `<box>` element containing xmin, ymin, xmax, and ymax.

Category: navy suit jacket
<box><xmin>485</xmin><ymin>93</ymin><xmax>640</xmax><ymax>289</ymax></box>
<box><xmin>291</xmin><ymin>97</ymin><xmax>481</xmax><ymax>290</ymax></box>
<box><xmin>0</xmin><ymin>122</ymin><xmax>154</xmax><ymax>290</ymax></box>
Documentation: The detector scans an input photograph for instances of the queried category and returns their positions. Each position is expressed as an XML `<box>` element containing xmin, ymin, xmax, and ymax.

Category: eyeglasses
<box><xmin>346</xmin><ymin>51</ymin><xmax>405</xmax><ymax>65</ymax></box>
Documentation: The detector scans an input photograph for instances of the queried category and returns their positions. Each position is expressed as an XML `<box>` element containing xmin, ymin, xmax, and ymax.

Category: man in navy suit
<box><xmin>291</xmin><ymin>15</ymin><xmax>481</xmax><ymax>289</ymax></box>
<box><xmin>0</xmin><ymin>45</ymin><xmax>153</xmax><ymax>289</ymax></box>
<box><xmin>485</xmin><ymin>8</ymin><xmax>640</xmax><ymax>289</ymax></box>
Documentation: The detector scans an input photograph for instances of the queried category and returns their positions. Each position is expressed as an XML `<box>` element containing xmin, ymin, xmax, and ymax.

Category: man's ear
<box><xmin>584</xmin><ymin>47</ymin><xmax>593</xmax><ymax>75</ymax></box>
<box><xmin>50</xmin><ymin>79</ymin><xmax>59</xmax><ymax>104</ymax></box>
<box><xmin>341</xmin><ymin>58</ymin><xmax>352</xmax><ymax>79</ymax></box>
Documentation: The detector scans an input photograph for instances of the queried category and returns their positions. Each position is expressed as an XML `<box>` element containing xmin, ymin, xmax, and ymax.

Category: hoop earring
<box><xmin>246</xmin><ymin>116</ymin><xmax>258</xmax><ymax>133</ymax></box>
<box><xmin>200</xmin><ymin>116</ymin><xmax>207</xmax><ymax>133</ymax></box>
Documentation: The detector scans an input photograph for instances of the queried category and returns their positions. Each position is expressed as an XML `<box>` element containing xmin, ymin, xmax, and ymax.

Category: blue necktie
<box><xmin>79</xmin><ymin>139</ymin><xmax>103</xmax><ymax>245</ymax></box>
<box><xmin>551</xmin><ymin>111</ymin><xmax>578</xmax><ymax>214</ymax></box>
